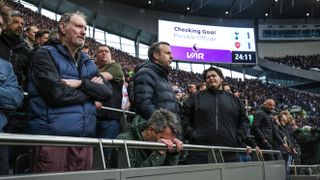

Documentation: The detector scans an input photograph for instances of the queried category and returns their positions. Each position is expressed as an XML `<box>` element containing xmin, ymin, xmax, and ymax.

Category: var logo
<box><xmin>187</xmin><ymin>44</ymin><xmax>204</xmax><ymax>59</ymax></box>
<box><xmin>186</xmin><ymin>52</ymin><xmax>204</xmax><ymax>59</ymax></box>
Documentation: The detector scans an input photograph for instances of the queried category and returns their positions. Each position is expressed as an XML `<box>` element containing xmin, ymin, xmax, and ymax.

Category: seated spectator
<box><xmin>112</xmin><ymin>109</ymin><xmax>183</xmax><ymax>168</ymax></box>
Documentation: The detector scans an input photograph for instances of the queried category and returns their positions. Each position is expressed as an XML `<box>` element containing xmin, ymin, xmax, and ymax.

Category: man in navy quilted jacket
<box><xmin>133</xmin><ymin>42</ymin><xmax>180</xmax><ymax>121</ymax></box>
<box><xmin>28</xmin><ymin>11</ymin><xmax>112</xmax><ymax>172</ymax></box>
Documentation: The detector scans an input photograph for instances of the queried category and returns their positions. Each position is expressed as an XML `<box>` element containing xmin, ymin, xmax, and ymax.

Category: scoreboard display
<box><xmin>158</xmin><ymin>20</ymin><xmax>257</xmax><ymax>64</ymax></box>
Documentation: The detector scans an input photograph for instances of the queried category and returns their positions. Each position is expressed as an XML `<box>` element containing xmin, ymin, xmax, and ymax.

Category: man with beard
<box><xmin>28</xmin><ymin>11</ymin><xmax>112</xmax><ymax>172</ymax></box>
<box><xmin>0</xmin><ymin>10</ymin><xmax>30</xmax><ymax>89</ymax></box>
<box><xmin>0</xmin><ymin>1</ymin><xmax>24</xmax><ymax>175</ymax></box>
<box><xmin>182</xmin><ymin>67</ymin><xmax>248</xmax><ymax>164</ymax></box>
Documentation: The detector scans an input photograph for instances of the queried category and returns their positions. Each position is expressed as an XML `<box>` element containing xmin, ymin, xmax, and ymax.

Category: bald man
<box><xmin>252</xmin><ymin>99</ymin><xmax>286</xmax><ymax>160</ymax></box>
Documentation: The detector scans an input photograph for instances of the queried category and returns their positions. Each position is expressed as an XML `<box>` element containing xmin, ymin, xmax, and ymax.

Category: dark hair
<box><xmin>148</xmin><ymin>41</ymin><xmax>170</xmax><ymax>61</ymax></box>
<box><xmin>35</xmin><ymin>29</ymin><xmax>50</xmax><ymax>39</ymax></box>
<box><xmin>25</xmin><ymin>25</ymin><xmax>38</xmax><ymax>33</ymax></box>
<box><xmin>196</xmin><ymin>82</ymin><xmax>206</xmax><ymax>91</ymax></box>
<box><xmin>82</xmin><ymin>44</ymin><xmax>89</xmax><ymax>49</ymax></box>
<box><xmin>96</xmin><ymin>44</ymin><xmax>110</xmax><ymax>52</ymax></box>
<box><xmin>147</xmin><ymin>108</ymin><xmax>181</xmax><ymax>135</ymax></box>
<box><xmin>203</xmin><ymin>67</ymin><xmax>224</xmax><ymax>82</ymax></box>
<box><xmin>230</xmin><ymin>85</ymin><xmax>239</xmax><ymax>93</ymax></box>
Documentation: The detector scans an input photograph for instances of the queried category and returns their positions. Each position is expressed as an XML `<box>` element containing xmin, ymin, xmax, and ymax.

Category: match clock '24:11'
<box><xmin>232</xmin><ymin>51</ymin><xmax>256</xmax><ymax>63</ymax></box>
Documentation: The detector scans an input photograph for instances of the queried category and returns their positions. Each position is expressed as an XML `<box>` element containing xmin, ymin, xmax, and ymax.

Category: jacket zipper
<box><xmin>215</xmin><ymin>95</ymin><xmax>219</xmax><ymax>135</ymax></box>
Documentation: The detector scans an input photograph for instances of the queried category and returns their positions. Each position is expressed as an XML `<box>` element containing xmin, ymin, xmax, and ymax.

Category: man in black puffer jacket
<box><xmin>133</xmin><ymin>42</ymin><xmax>179</xmax><ymax>121</ymax></box>
<box><xmin>182</xmin><ymin>67</ymin><xmax>248</xmax><ymax>164</ymax></box>
<box><xmin>253</xmin><ymin>99</ymin><xmax>288</xmax><ymax>160</ymax></box>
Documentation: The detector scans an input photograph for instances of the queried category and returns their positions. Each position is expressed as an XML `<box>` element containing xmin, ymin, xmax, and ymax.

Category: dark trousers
<box><xmin>96</xmin><ymin>119</ymin><xmax>120</xmax><ymax>164</ymax></box>
<box><xmin>259</xmin><ymin>142</ymin><xmax>275</xmax><ymax>160</ymax></box>
<box><xmin>0</xmin><ymin>146</ymin><xmax>9</xmax><ymax>175</ymax></box>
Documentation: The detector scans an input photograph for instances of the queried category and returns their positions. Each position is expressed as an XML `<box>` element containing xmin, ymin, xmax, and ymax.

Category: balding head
<box><xmin>263</xmin><ymin>99</ymin><xmax>276</xmax><ymax>112</ymax></box>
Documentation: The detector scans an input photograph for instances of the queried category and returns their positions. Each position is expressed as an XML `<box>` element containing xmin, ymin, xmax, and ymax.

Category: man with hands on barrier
<box><xmin>112</xmin><ymin>108</ymin><xmax>183</xmax><ymax>168</ymax></box>
<box><xmin>292</xmin><ymin>125</ymin><xmax>320</xmax><ymax>165</ymax></box>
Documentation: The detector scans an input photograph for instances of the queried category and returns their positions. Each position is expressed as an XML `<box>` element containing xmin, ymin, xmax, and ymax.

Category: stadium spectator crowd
<box><xmin>1</xmin><ymin>0</ymin><xmax>320</xmax><ymax>176</ymax></box>
<box><xmin>265</xmin><ymin>54</ymin><xmax>320</xmax><ymax>70</ymax></box>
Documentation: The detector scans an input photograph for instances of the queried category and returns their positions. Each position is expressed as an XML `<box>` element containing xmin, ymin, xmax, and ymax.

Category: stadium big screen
<box><xmin>158</xmin><ymin>19</ymin><xmax>257</xmax><ymax>64</ymax></box>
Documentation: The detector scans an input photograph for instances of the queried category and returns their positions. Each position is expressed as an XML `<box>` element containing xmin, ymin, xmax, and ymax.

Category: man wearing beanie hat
<box><xmin>182</xmin><ymin>67</ymin><xmax>248</xmax><ymax>164</ymax></box>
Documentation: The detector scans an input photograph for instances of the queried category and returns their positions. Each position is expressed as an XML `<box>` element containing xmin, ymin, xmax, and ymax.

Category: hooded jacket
<box><xmin>113</xmin><ymin>115</ymin><xmax>179</xmax><ymax>168</ymax></box>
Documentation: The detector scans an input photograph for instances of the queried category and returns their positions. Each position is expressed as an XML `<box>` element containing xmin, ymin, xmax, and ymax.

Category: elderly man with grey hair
<box><xmin>28</xmin><ymin>11</ymin><xmax>112</xmax><ymax>172</ymax></box>
<box><xmin>112</xmin><ymin>108</ymin><xmax>183</xmax><ymax>168</ymax></box>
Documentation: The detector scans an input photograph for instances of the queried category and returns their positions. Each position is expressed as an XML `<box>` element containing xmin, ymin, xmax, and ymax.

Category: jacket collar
<box><xmin>145</xmin><ymin>61</ymin><xmax>170</xmax><ymax>77</ymax></box>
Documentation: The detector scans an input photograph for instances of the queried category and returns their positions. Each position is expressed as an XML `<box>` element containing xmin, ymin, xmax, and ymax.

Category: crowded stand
<box><xmin>1</xmin><ymin>0</ymin><xmax>320</xmax><ymax>178</ymax></box>
<box><xmin>265</xmin><ymin>54</ymin><xmax>320</xmax><ymax>71</ymax></box>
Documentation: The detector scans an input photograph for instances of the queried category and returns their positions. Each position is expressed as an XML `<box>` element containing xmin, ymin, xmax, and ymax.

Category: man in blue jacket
<box><xmin>0</xmin><ymin>1</ymin><xmax>24</xmax><ymax>175</ymax></box>
<box><xmin>28</xmin><ymin>11</ymin><xmax>112</xmax><ymax>172</ymax></box>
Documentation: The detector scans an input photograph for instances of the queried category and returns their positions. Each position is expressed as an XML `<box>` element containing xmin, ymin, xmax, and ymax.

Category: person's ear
<box><xmin>148</xmin><ymin>126</ymin><xmax>154</xmax><ymax>134</ymax></box>
<box><xmin>153</xmin><ymin>52</ymin><xmax>159</xmax><ymax>61</ymax></box>
<box><xmin>59</xmin><ymin>23</ymin><xmax>67</xmax><ymax>34</ymax></box>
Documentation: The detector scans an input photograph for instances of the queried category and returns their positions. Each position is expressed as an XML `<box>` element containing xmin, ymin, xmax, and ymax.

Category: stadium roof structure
<box><xmin>24</xmin><ymin>0</ymin><xmax>320</xmax><ymax>46</ymax></box>
<box><xmin>105</xmin><ymin>0</ymin><xmax>320</xmax><ymax>19</ymax></box>
<box><xmin>22</xmin><ymin>0</ymin><xmax>320</xmax><ymax>81</ymax></box>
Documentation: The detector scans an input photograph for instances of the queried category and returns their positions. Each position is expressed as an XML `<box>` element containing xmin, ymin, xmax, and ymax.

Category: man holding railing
<box><xmin>111</xmin><ymin>109</ymin><xmax>183</xmax><ymax>168</ymax></box>
<box><xmin>182</xmin><ymin>67</ymin><xmax>248</xmax><ymax>164</ymax></box>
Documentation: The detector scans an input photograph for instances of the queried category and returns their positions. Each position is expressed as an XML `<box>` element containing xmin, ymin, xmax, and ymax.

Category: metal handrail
<box><xmin>0</xmin><ymin>133</ymin><xmax>281</xmax><ymax>153</ymax></box>
<box><xmin>100</xmin><ymin>106</ymin><xmax>136</xmax><ymax>115</ymax></box>
<box><xmin>0</xmin><ymin>133</ymin><xmax>281</xmax><ymax>159</ymax></box>
<box><xmin>289</xmin><ymin>164</ymin><xmax>320</xmax><ymax>175</ymax></box>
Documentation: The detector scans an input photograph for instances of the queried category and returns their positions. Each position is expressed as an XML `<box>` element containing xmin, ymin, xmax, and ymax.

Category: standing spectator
<box><xmin>182</xmin><ymin>67</ymin><xmax>248</xmax><ymax>164</ymax></box>
<box><xmin>133</xmin><ymin>42</ymin><xmax>179</xmax><ymax>121</ymax></box>
<box><xmin>252</xmin><ymin>99</ymin><xmax>288</xmax><ymax>160</ymax></box>
<box><xmin>0</xmin><ymin>0</ymin><xmax>23</xmax><ymax>175</ymax></box>
<box><xmin>0</xmin><ymin>10</ymin><xmax>31</xmax><ymax>89</ymax></box>
<box><xmin>28</xmin><ymin>11</ymin><xmax>112</xmax><ymax>173</ymax></box>
<box><xmin>24</xmin><ymin>25</ymin><xmax>38</xmax><ymax>50</ymax></box>
<box><xmin>34</xmin><ymin>29</ymin><xmax>50</xmax><ymax>47</ymax></box>
<box><xmin>95</xmin><ymin>44</ymin><xmax>124</xmax><ymax>162</ymax></box>
<box><xmin>292</xmin><ymin>126</ymin><xmax>320</xmax><ymax>165</ymax></box>
<box><xmin>196</xmin><ymin>82</ymin><xmax>206</xmax><ymax>92</ymax></box>
<box><xmin>112</xmin><ymin>109</ymin><xmax>183</xmax><ymax>168</ymax></box>
<box><xmin>182</xmin><ymin>83</ymin><xmax>197</xmax><ymax>103</ymax></box>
